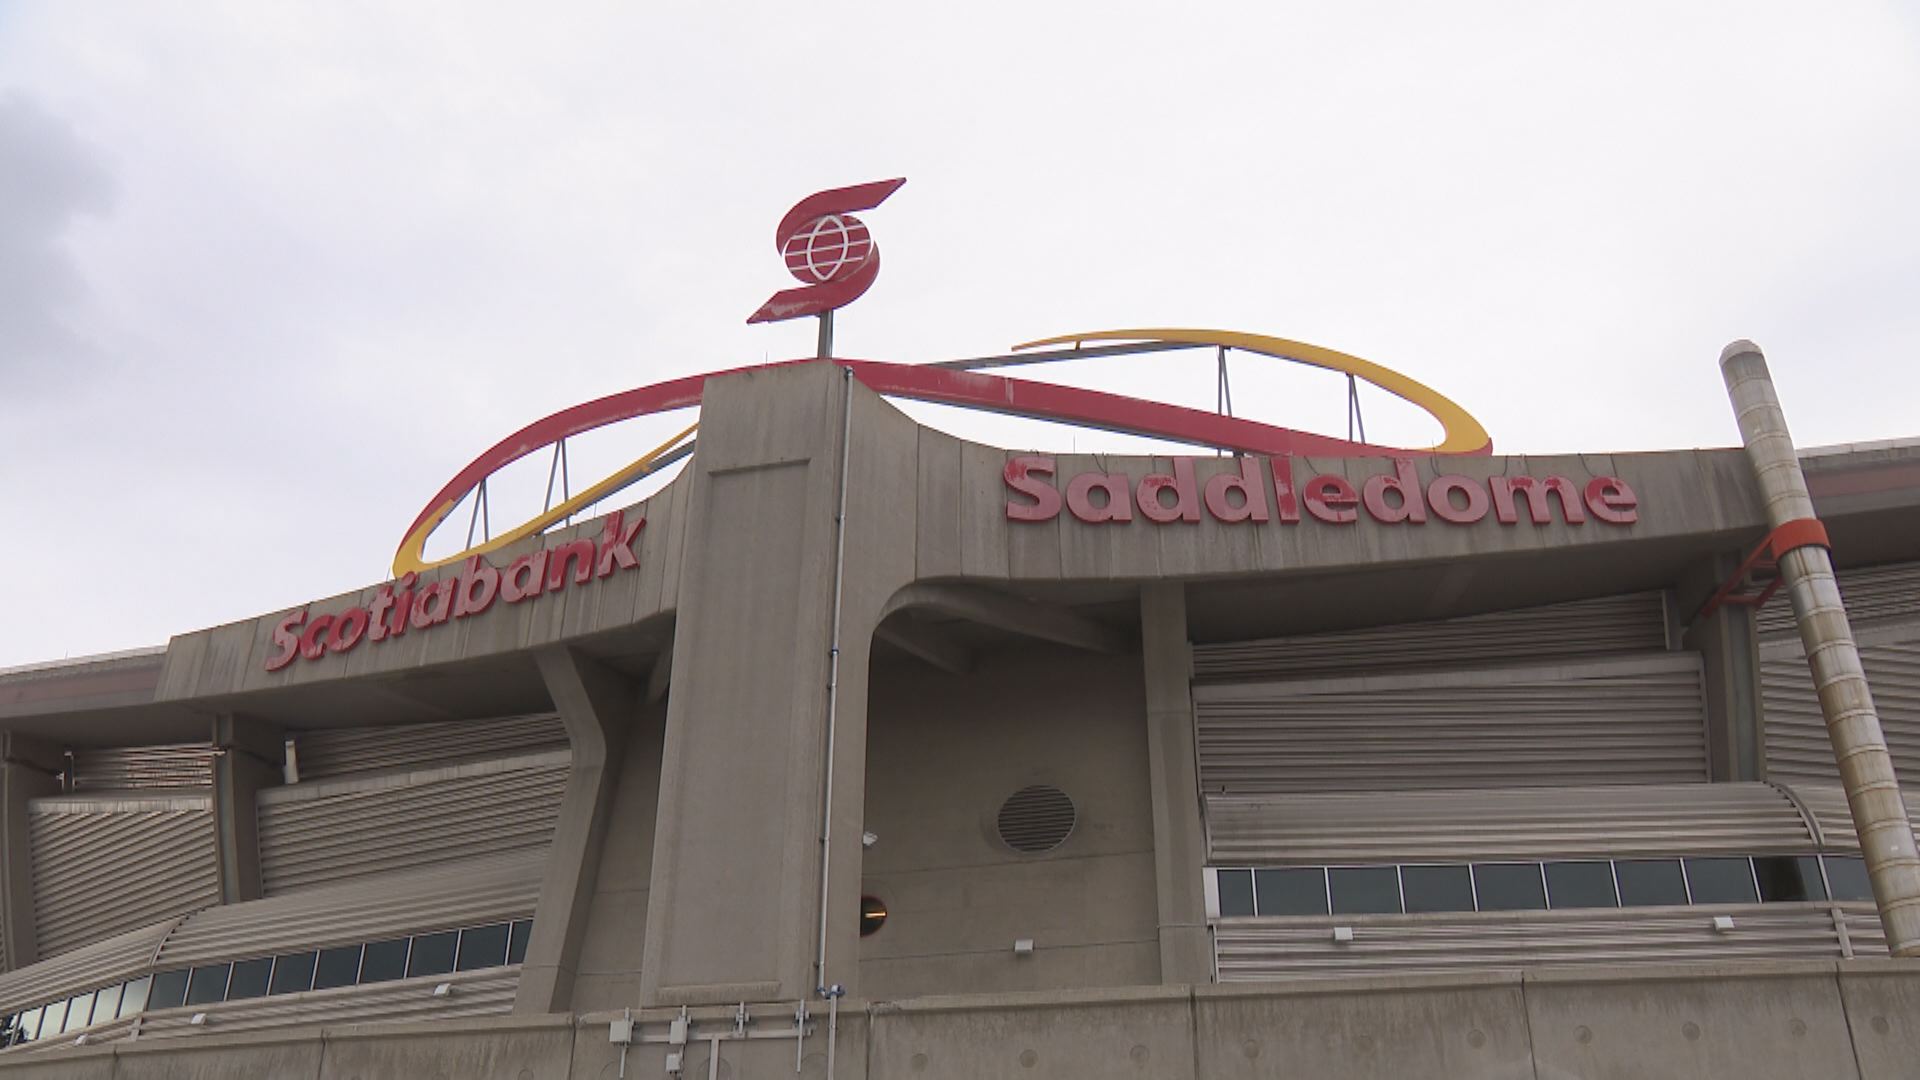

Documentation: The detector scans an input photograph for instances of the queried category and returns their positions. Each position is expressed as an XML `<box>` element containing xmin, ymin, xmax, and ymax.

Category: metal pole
<box><xmin>1720</xmin><ymin>339</ymin><xmax>1920</xmax><ymax>956</ymax></box>
<box><xmin>817</xmin><ymin>311</ymin><xmax>834</xmax><ymax>359</ymax></box>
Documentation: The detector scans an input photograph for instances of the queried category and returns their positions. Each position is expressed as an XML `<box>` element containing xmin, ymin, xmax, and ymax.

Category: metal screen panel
<box><xmin>159</xmin><ymin>850</ymin><xmax>544</xmax><ymax>966</ymax></box>
<box><xmin>290</xmin><ymin>713</ymin><xmax>568</xmax><ymax>781</ymax></box>
<box><xmin>1761</xmin><ymin>630</ymin><xmax>1920</xmax><ymax>785</ymax></box>
<box><xmin>1192</xmin><ymin>592</ymin><xmax>1668</xmax><ymax>682</ymax></box>
<box><xmin>1214</xmin><ymin>905</ymin><xmax>1846</xmax><ymax>981</ymax></box>
<box><xmin>1756</xmin><ymin>560</ymin><xmax>1920</xmax><ymax>638</ymax></box>
<box><xmin>1207</xmin><ymin>782</ymin><xmax>1814</xmax><ymax>865</ymax></box>
<box><xmin>28</xmin><ymin>797</ymin><xmax>218</xmax><ymax>961</ymax></box>
<box><xmin>1194</xmin><ymin>654</ymin><xmax>1708</xmax><ymax>794</ymax></box>
<box><xmin>257</xmin><ymin>751</ymin><xmax>568</xmax><ymax>895</ymax></box>
<box><xmin>66</xmin><ymin>744</ymin><xmax>216</xmax><ymax>792</ymax></box>
<box><xmin>132</xmin><ymin>965</ymin><xmax>518</xmax><ymax>1042</ymax></box>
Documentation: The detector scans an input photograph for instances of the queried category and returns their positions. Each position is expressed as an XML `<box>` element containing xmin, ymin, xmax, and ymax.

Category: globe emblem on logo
<box><xmin>782</xmin><ymin>213</ymin><xmax>874</xmax><ymax>284</ymax></box>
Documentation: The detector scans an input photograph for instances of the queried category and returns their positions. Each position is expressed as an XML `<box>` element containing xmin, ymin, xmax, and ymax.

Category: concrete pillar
<box><xmin>515</xmin><ymin>646</ymin><xmax>638</xmax><ymax>1014</ymax></box>
<box><xmin>1722</xmin><ymin>339</ymin><xmax>1920</xmax><ymax>956</ymax></box>
<box><xmin>0</xmin><ymin>734</ymin><xmax>59</xmax><ymax>970</ymax></box>
<box><xmin>1139</xmin><ymin>583</ymin><xmax>1213</xmax><ymax>984</ymax></box>
<box><xmin>1679</xmin><ymin>554</ymin><xmax>1765</xmax><ymax>782</ymax></box>
<box><xmin>210</xmin><ymin>713</ymin><xmax>281</xmax><ymax>904</ymax></box>
<box><xmin>639</xmin><ymin>363</ymin><xmax>895</xmax><ymax>1008</ymax></box>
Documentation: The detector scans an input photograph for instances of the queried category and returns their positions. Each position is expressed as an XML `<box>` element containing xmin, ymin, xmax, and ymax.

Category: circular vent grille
<box><xmin>997</xmin><ymin>785</ymin><xmax>1077</xmax><ymax>854</ymax></box>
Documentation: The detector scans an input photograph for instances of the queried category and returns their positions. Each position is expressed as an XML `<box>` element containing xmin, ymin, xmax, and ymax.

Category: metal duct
<box><xmin>1194</xmin><ymin>653</ymin><xmax>1708</xmax><ymax>794</ymax></box>
<box><xmin>28</xmin><ymin>797</ymin><xmax>218</xmax><ymax>960</ymax></box>
<box><xmin>1207</xmin><ymin>782</ymin><xmax>1814</xmax><ymax>866</ymax></box>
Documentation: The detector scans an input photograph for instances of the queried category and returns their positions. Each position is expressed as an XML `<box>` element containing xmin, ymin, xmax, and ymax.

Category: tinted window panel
<box><xmin>507</xmin><ymin>920</ymin><xmax>532</xmax><ymax>965</ymax></box>
<box><xmin>186</xmin><ymin>964</ymin><xmax>231</xmax><ymax>1006</ymax></box>
<box><xmin>1755</xmin><ymin>856</ymin><xmax>1827</xmax><ymax>902</ymax></box>
<box><xmin>1474</xmin><ymin>863</ymin><xmax>1547</xmax><ymax>911</ymax></box>
<box><xmin>1615</xmin><ymin>859</ymin><xmax>1689</xmax><ymax>907</ymax></box>
<box><xmin>117</xmin><ymin>976</ymin><xmax>150</xmax><ymax>1019</ymax></box>
<box><xmin>1401</xmin><ymin>865</ymin><xmax>1475</xmax><ymax>913</ymax></box>
<box><xmin>1825</xmin><ymin>856</ymin><xmax>1873</xmax><ymax>902</ymax></box>
<box><xmin>407</xmin><ymin>931</ymin><xmax>458</xmax><ymax>978</ymax></box>
<box><xmin>456</xmin><ymin>923</ymin><xmax>511</xmax><ymax>971</ymax></box>
<box><xmin>1328</xmin><ymin>866</ymin><xmax>1402</xmax><ymax>915</ymax></box>
<box><xmin>1253</xmin><ymin>869</ymin><xmax>1328</xmax><ymax>916</ymax></box>
<box><xmin>270</xmin><ymin>952</ymin><xmax>317</xmax><ymax>995</ymax></box>
<box><xmin>38</xmin><ymin>1000</ymin><xmax>66</xmax><ymax>1039</ymax></box>
<box><xmin>1686</xmin><ymin>857</ymin><xmax>1759</xmax><ymax>904</ymax></box>
<box><xmin>61</xmin><ymin>991</ymin><xmax>94</xmax><ymax>1033</ymax></box>
<box><xmin>1545</xmin><ymin>861</ymin><xmax>1618</xmax><ymax>909</ymax></box>
<box><xmin>313</xmin><ymin>946</ymin><xmax>362</xmax><ymax>990</ymax></box>
<box><xmin>148</xmin><ymin>969</ymin><xmax>190</xmax><ymax>1011</ymax></box>
<box><xmin>360</xmin><ymin>938</ymin><xmax>410</xmax><ymax>984</ymax></box>
<box><xmin>92</xmin><ymin>983</ymin><xmax>122</xmax><ymax>1025</ymax></box>
<box><xmin>228</xmin><ymin>957</ymin><xmax>273</xmax><ymax>1000</ymax></box>
<box><xmin>16</xmin><ymin>1006</ymin><xmax>41</xmax><ymax>1043</ymax></box>
<box><xmin>1216</xmin><ymin>869</ymin><xmax>1254</xmax><ymax>917</ymax></box>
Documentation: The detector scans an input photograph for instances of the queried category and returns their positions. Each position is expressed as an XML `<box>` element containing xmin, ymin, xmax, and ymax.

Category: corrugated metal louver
<box><xmin>1842</xmin><ymin>907</ymin><xmax>1889</xmax><ymax>958</ymax></box>
<box><xmin>1774</xmin><ymin>783</ymin><xmax>1920</xmax><ymax>852</ymax></box>
<box><xmin>66</xmin><ymin>744</ymin><xmax>217</xmax><ymax>792</ymax></box>
<box><xmin>257</xmin><ymin>750</ymin><xmax>567</xmax><ymax>895</ymax></box>
<box><xmin>996</xmin><ymin>785</ymin><xmax>1077</xmax><ymax>854</ymax></box>
<box><xmin>1756</xmin><ymin>560</ymin><xmax>1920</xmax><ymax>638</ymax></box>
<box><xmin>1193</xmin><ymin>654</ymin><xmax>1708</xmax><ymax>794</ymax></box>
<box><xmin>1206</xmin><ymin>782</ymin><xmax>1815</xmax><ymax>865</ymax></box>
<box><xmin>1760</xmin><ymin>630</ymin><xmax>1920</xmax><ymax>785</ymax></box>
<box><xmin>28</xmin><ymin>797</ymin><xmax>218</xmax><ymax>960</ymax></box>
<box><xmin>1214</xmin><ymin>905</ymin><xmax>1847</xmax><ymax>981</ymax></box>
<box><xmin>0</xmin><ymin>918</ymin><xmax>174</xmax><ymax>1014</ymax></box>
<box><xmin>159</xmin><ymin>850</ymin><xmax>544</xmax><ymax>966</ymax></box>
<box><xmin>1192</xmin><ymin>592</ymin><xmax>1668</xmax><ymax>682</ymax></box>
<box><xmin>290</xmin><ymin>713</ymin><xmax>568</xmax><ymax>781</ymax></box>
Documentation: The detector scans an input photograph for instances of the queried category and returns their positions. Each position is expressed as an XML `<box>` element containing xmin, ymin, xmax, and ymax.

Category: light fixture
<box><xmin>1012</xmin><ymin>938</ymin><xmax>1034</xmax><ymax>956</ymax></box>
<box><xmin>189</xmin><ymin>1013</ymin><xmax>208</xmax><ymax>1026</ymax></box>
<box><xmin>1332</xmin><ymin>926</ymin><xmax>1355</xmax><ymax>944</ymax></box>
<box><xmin>861</xmin><ymin>831</ymin><xmax>878</xmax><ymax>849</ymax></box>
<box><xmin>432</xmin><ymin>982</ymin><xmax>453</xmax><ymax>997</ymax></box>
<box><xmin>1712</xmin><ymin>915</ymin><xmax>1736</xmax><ymax>932</ymax></box>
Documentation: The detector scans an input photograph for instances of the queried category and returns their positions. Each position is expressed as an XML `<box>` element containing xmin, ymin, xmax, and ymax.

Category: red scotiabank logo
<box><xmin>265</xmin><ymin>510</ymin><xmax>644</xmax><ymax>672</ymax></box>
<box><xmin>1004</xmin><ymin>456</ymin><xmax>1639</xmax><ymax>527</ymax></box>
<box><xmin>747</xmin><ymin>178</ymin><xmax>904</xmax><ymax>324</ymax></box>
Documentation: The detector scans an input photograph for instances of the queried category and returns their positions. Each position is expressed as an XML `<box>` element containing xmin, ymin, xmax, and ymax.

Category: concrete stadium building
<box><xmin>2</xmin><ymin>345</ymin><xmax>1919</xmax><ymax>1078</ymax></box>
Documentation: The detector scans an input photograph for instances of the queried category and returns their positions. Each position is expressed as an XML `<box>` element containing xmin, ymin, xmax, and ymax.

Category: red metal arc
<box><xmin>398</xmin><ymin>356</ymin><xmax>1484</xmax><ymax>573</ymax></box>
<box><xmin>747</xmin><ymin>179</ymin><xmax>905</xmax><ymax>324</ymax></box>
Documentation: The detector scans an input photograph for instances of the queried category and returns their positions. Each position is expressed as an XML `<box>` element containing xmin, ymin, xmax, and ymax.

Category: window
<box><xmin>1754</xmin><ymin>856</ymin><xmax>1826</xmax><ymax>902</ymax></box>
<box><xmin>313</xmin><ymin>946</ymin><xmax>362</xmax><ymax>991</ymax></box>
<box><xmin>1685</xmin><ymin>858</ymin><xmax>1759</xmax><ymax>905</ymax></box>
<box><xmin>406</xmin><ymin>931</ymin><xmax>457</xmax><ymax>978</ymax></box>
<box><xmin>269</xmin><ymin>952</ymin><xmax>317</xmax><ymax>996</ymax></box>
<box><xmin>1254</xmin><ymin>868</ymin><xmax>1329</xmax><ymax>916</ymax></box>
<box><xmin>185</xmin><ymin>964</ymin><xmax>231</xmax><ymax>1007</ymax></box>
<box><xmin>15</xmin><ymin>1006</ymin><xmax>41</xmax><ymax>1044</ymax></box>
<box><xmin>1216</xmin><ymin>868</ymin><xmax>1255</xmax><ymax>917</ymax></box>
<box><xmin>1824</xmin><ymin>856</ymin><xmax>1873</xmax><ymax>902</ymax></box>
<box><xmin>38</xmin><ymin>1000</ymin><xmax>66</xmax><ymax>1039</ymax></box>
<box><xmin>60</xmin><ymin>991</ymin><xmax>94</xmax><ymax>1034</ymax></box>
<box><xmin>359</xmin><ymin>938</ymin><xmax>409</xmax><ymax>984</ymax></box>
<box><xmin>147</xmin><ymin>969</ymin><xmax>190</xmax><ymax>1011</ymax></box>
<box><xmin>1472</xmin><ymin>863</ymin><xmax>1546</xmax><ymax>911</ymax></box>
<box><xmin>1545</xmin><ymin>861</ymin><xmax>1618</xmax><ymax>909</ymax></box>
<box><xmin>507</xmin><ymin>920</ymin><xmax>533</xmax><ymax>965</ymax></box>
<box><xmin>116</xmin><ymin>976</ymin><xmax>151</xmax><ymax>1019</ymax></box>
<box><xmin>227</xmin><ymin>958</ymin><xmax>273</xmax><ymax>1000</ymax></box>
<box><xmin>1615</xmin><ymin>859</ymin><xmax>1688</xmax><ymax>907</ymax></box>
<box><xmin>1401</xmin><ymin>865</ymin><xmax>1475</xmax><ymax>914</ymax></box>
<box><xmin>1328</xmin><ymin>866</ymin><xmax>1402</xmax><ymax>915</ymax></box>
<box><xmin>93</xmin><ymin>983</ymin><xmax>122</xmax><ymax>1025</ymax></box>
<box><xmin>457</xmin><ymin>924</ymin><xmax>511</xmax><ymax>970</ymax></box>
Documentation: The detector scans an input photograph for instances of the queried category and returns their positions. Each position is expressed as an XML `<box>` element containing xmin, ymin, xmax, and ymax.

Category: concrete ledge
<box><xmin>871</xmin><ymin>982</ymin><xmax>1191</xmax><ymax>1015</ymax></box>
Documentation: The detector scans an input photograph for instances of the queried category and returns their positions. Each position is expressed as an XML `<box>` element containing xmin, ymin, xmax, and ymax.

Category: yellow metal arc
<box><xmin>1013</xmin><ymin>328</ymin><xmax>1492</xmax><ymax>456</ymax></box>
<box><xmin>392</xmin><ymin>421</ymin><xmax>699</xmax><ymax>576</ymax></box>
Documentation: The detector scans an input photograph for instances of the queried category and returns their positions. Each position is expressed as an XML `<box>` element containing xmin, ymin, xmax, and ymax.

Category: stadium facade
<box><xmin>2</xmin><ymin>340</ymin><xmax>1920</xmax><ymax>1078</ymax></box>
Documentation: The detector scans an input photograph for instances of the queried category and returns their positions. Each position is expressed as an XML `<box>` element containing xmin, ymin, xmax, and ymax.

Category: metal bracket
<box><xmin>1695</xmin><ymin>518</ymin><xmax>1832</xmax><ymax>621</ymax></box>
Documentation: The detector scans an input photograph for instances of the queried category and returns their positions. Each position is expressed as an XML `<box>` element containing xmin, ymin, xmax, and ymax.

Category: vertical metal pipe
<box><xmin>1720</xmin><ymin>339</ymin><xmax>1920</xmax><ymax>956</ymax></box>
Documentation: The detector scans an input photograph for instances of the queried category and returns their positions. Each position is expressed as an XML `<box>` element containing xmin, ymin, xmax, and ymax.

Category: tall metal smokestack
<box><xmin>1721</xmin><ymin>340</ymin><xmax>1920</xmax><ymax>957</ymax></box>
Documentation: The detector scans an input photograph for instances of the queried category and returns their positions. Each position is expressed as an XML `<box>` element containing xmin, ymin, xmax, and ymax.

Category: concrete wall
<box><xmin>566</xmin><ymin>704</ymin><xmax>664</xmax><ymax>1012</ymax></box>
<box><xmin>859</xmin><ymin>646</ymin><xmax>1159</xmax><ymax>1000</ymax></box>
<box><xmin>6</xmin><ymin>961</ymin><xmax>1919</xmax><ymax>1079</ymax></box>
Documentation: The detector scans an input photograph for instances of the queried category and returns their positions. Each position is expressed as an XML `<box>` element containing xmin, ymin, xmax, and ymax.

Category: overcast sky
<box><xmin>2</xmin><ymin>3</ymin><xmax>1917</xmax><ymax>667</ymax></box>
